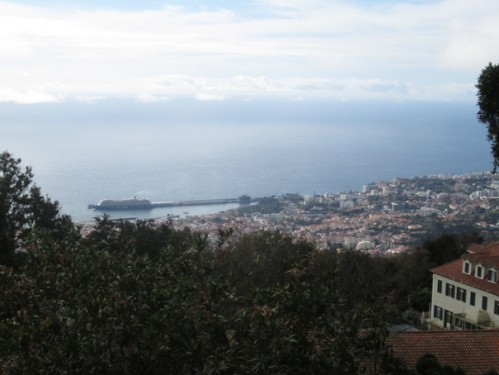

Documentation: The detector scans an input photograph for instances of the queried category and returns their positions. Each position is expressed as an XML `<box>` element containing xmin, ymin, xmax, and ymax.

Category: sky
<box><xmin>1</xmin><ymin>0</ymin><xmax>499</xmax><ymax>104</ymax></box>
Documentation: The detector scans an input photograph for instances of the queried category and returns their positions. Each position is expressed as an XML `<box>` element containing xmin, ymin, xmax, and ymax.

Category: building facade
<box><xmin>429</xmin><ymin>242</ymin><xmax>499</xmax><ymax>329</ymax></box>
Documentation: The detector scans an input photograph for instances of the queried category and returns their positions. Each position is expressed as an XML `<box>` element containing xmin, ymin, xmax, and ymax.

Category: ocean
<box><xmin>0</xmin><ymin>100</ymin><xmax>492</xmax><ymax>222</ymax></box>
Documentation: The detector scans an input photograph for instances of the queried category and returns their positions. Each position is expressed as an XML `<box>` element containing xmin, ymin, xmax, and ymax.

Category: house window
<box><xmin>482</xmin><ymin>296</ymin><xmax>488</xmax><ymax>311</ymax></box>
<box><xmin>456</xmin><ymin>287</ymin><xmax>467</xmax><ymax>302</ymax></box>
<box><xmin>463</xmin><ymin>261</ymin><xmax>471</xmax><ymax>274</ymax></box>
<box><xmin>437</xmin><ymin>279</ymin><xmax>442</xmax><ymax>293</ymax></box>
<box><xmin>464</xmin><ymin>321</ymin><xmax>478</xmax><ymax>330</ymax></box>
<box><xmin>444</xmin><ymin>310</ymin><xmax>453</xmax><ymax>328</ymax></box>
<box><xmin>454</xmin><ymin>316</ymin><xmax>463</xmax><ymax>329</ymax></box>
<box><xmin>433</xmin><ymin>305</ymin><xmax>443</xmax><ymax>320</ymax></box>
<box><xmin>487</xmin><ymin>269</ymin><xmax>497</xmax><ymax>283</ymax></box>
<box><xmin>470</xmin><ymin>292</ymin><xmax>476</xmax><ymax>306</ymax></box>
<box><xmin>445</xmin><ymin>283</ymin><xmax>455</xmax><ymax>298</ymax></box>
<box><xmin>495</xmin><ymin>301</ymin><xmax>499</xmax><ymax>315</ymax></box>
<box><xmin>476</xmin><ymin>265</ymin><xmax>483</xmax><ymax>278</ymax></box>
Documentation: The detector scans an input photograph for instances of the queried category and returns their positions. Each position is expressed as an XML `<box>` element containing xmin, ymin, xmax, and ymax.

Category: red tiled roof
<box><xmin>431</xmin><ymin>243</ymin><xmax>499</xmax><ymax>296</ymax></box>
<box><xmin>388</xmin><ymin>330</ymin><xmax>499</xmax><ymax>375</ymax></box>
<box><xmin>466</xmin><ymin>243</ymin><xmax>499</xmax><ymax>268</ymax></box>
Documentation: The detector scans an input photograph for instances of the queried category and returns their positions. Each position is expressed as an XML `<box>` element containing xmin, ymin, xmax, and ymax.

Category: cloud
<box><xmin>0</xmin><ymin>0</ymin><xmax>497</xmax><ymax>103</ymax></box>
<box><xmin>435</xmin><ymin>0</ymin><xmax>499</xmax><ymax>69</ymax></box>
<box><xmin>0</xmin><ymin>88</ymin><xmax>61</xmax><ymax>104</ymax></box>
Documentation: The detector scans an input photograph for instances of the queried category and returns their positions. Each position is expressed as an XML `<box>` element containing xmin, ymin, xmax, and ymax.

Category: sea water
<box><xmin>0</xmin><ymin>100</ymin><xmax>492</xmax><ymax>222</ymax></box>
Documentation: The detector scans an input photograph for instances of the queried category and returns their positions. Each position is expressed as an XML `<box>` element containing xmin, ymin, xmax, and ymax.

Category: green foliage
<box><xmin>0</xmin><ymin>180</ymin><xmax>483</xmax><ymax>373</ymax></box>
<box><xmin>0</xmin><ymin>151</ymin><xmax>73</xmax><ymax>266</ymax></box>
<box><xmin>414</xmin><ymin>354</ymin><xmax>466</xmax><ymax>375</ymax></box>
<box><xmin>333</xmin><ymin>248</ymin><xmax>430</xmax><ymax>315</ymax></box>
<box><xmin>329</xmin><ymin>232</ymin><xmax>481</xmax><ymax>320</ymax></box>
<box><xmin>476</xmin><ymin>62</ymin><xmax>499</xmax><ymax>172</ymax></box>
<box><xmin>336</xmin><ymin>250</ymin><xmax>377</xmax><ymax>305</ymax></box>
<box><xmin>0</xmin><ymin>151</ymin><xmax>32</xmax><ymax>265</ymax></box>
<box><xmin>422</xmin><ymin>233</ymin><xmax>482</xmax><ymax>267</ymax></box>
<box><xmin>416</xmin><ymin>354</ymin><xmax>442</xmax><ymax>375</ymax></box>
<box><xmin>216</xmin><ymin>231</ymin><xmax>314</xmax><ymax>293</ymax></box>
<box><xmin>1</xmin><ymin>221</ymin><xmax>398</xmax><ymax>374</ymax></box>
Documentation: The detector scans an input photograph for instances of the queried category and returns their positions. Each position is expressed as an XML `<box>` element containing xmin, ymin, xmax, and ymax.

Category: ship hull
<box><xmin>88</xmin><ymin>197</ymin><xmax>153</xmax><ymax>211</ymax></box>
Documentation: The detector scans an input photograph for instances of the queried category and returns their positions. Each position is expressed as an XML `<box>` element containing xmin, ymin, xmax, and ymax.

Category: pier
<box><xmin>89</xmin><ymin>195</ymin><xmax>263</xmax><ymax>211</ymax></box>
<box><xmin>152</xmin><ymin>197</ymin><xmax>255</xmax><ymax>208</ymax></box>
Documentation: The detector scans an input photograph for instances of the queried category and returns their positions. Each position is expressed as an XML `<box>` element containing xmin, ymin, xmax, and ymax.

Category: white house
<box><xmin>429</xmin><ymin>242</ymin><xmax>499</xmax><ymax>329</ymax></box>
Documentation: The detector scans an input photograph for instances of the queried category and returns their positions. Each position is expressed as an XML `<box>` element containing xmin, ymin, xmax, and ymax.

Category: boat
<box><xmin>88</xmin><ymin>196</ymin><xmax>153</xmax><ymax>210</ymax></box>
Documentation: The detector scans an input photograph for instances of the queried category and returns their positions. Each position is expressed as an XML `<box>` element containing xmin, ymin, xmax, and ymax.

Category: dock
<box><xmin>152</xmin><ymin>198</ymin><xmax>248</xmax><ymax>208</ymax></box>
<box><xmin>89</xmin><ymin>195</ymin><xmax>263</xmax><ymax>211</ymax></box>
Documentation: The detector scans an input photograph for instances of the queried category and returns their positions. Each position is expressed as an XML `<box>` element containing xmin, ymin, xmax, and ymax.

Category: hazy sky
<box><xmin>1</xmin><ymin>0</ymin><xmax>499</xmax><ymax>104</ymax></box>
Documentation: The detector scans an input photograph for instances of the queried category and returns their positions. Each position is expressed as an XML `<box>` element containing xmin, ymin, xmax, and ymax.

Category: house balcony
<box><xmin>425</xmin><ymin>310</ymin><xmax>497</xmax><ymax>330</ymax></box>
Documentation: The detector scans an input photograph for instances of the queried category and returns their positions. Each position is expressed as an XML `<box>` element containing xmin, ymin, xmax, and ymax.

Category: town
<box><xmin>161</xmin><ymin>172</ymin><xmax>499</xmax><ymax>254</ymax></box>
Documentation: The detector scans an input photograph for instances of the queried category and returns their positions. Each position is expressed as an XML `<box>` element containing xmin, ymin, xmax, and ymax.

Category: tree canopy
<box><xmin>0</xmin><ymin>151</ymin><xmax>72</xmax><ymax>266</ymax></box>
<box><xmin>1</xmin><ymin>218</ymin><xmax>397</xmax><ymax>374</ymax></box>
<box><xmin>476</xmin><ymin>62</ymin><xmax>499</xmax><ymax>172</ymax></box>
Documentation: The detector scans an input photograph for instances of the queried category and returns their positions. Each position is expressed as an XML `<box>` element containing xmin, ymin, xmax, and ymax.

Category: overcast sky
<box><xmin>1</xmin><ymin>0</ymin><xmax>499</xmax><ymax>104</ymax></box>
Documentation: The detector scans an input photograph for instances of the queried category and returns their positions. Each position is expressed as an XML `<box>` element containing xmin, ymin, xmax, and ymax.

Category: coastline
<box><xmin>80</xmin><ymin>171</ymin><xmax>499</xmax><ymax>254</ymax></box>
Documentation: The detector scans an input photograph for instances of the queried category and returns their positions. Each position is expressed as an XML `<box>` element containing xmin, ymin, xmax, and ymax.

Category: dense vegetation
<box><xmin>0</xmin><ymin>152</ymin><xmax>487</xmax><ymax>374</ymax></box>
<box><xmin>1</xmin><ymin>213</ymin><xmax>396</xmax><ymax>373</ymax></box>
<box><xmin>0</xmin><ymin>152</ymin><xmax>73</xmax><ymax>267</ymax></box>
<box><xmin>477</xmin><ymin>62</ymin><xmax>499</xmax><ymax>172</ymax></box>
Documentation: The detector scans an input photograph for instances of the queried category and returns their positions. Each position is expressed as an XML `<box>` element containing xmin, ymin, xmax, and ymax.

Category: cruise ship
<box><xmin>88</xmin><ymin>197</ymin><xmax>153</xmax><ymax>210</ymax></box>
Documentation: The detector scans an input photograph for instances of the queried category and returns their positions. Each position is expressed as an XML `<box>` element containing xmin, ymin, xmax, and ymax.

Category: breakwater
<box><xmin>89</xmin><ymin>196</ymin><xmax>263</xmax><ymax>211</ymax></box>
<box><xmin>152</xmin><ymin>197</ymin><xmax>262</xmax><ymax>208</ymax></box>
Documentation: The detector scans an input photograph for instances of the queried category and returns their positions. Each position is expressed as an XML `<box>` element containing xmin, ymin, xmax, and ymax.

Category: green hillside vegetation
<box><xmin>0</xmin><ymin>152</ymin><xmax>487</xmax><ymax>374</ymax></box>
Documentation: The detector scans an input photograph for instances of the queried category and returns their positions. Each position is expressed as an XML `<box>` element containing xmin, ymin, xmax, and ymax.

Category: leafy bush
<box><xmin>0</xmin><ymin>219</ymin><xmax>394</xmax><ymax>374</ymax></box>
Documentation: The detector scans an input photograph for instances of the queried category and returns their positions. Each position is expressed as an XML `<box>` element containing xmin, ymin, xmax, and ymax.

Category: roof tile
<box><xmin>431</xmin><ymin>243</ymin><xmax>499</xmax><ymax>296</ymax></box>
<box><xmin>388</xmin><ymin>330</ymin><xmax>499</xmax><ymax>375</ymax></box>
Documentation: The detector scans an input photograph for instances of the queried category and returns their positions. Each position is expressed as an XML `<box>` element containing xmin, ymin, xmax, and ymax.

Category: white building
<box><xmin>429</xmin><ymin>242</ymin><xmax>499</xmax><ymax>329</ymax></box>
